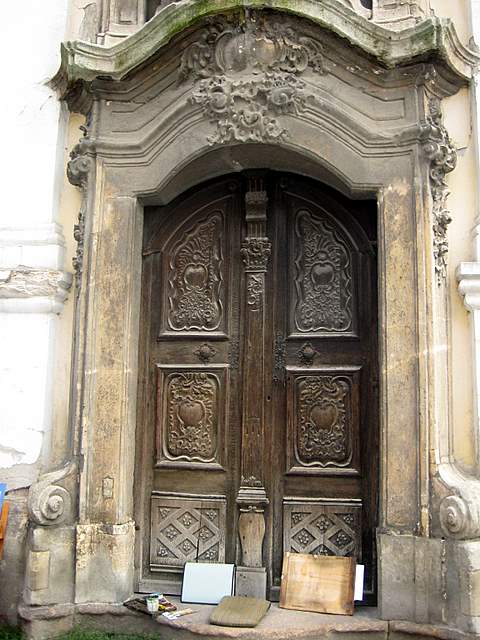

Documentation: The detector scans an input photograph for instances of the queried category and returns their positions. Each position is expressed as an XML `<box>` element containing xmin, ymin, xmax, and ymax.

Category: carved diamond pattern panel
<box><xmin>156</xmin><ymin>365</ymin><xmax>227</xmax><ymax>470</ymax></box>
<box><xmin>287</xmin><ymin>368</ymin><xmax>360</xmax><ymax>474</ymax></box>
<box><xmin>150</xmin><ymin>495</ymin><xmax>226</xmax><ymax>571</ymax></box>
<box><xmin>292</xmin><ymin>209</ymin><xmax>355</xmax><ymax>336</ymax></box>
<box><xmin>284</xmin><ymin>501</ymin><xmax>362</xmax><ymax>560</ymax></box>
<box><xmin>163</xmin><ymin>212</ymin><xmax>225</xmax><ymax>334</ymax></box>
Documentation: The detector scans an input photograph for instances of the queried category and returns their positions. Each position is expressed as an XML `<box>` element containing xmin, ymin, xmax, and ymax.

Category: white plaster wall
<box><xmin>453</xmin><ymin>0</ymin><xmax>480</xmax><ymax>473</ymax></box>
<box><xmin>0</xmin><ymin>1</ymin><xmax>70</xmax><ymax>488</ymax></box>
<box><xmin>0</xmin><ymin>315</ymin><xmax>53</xmax><ymax>486</ymax></box>
<box><xmin>1</xmin><ymin>3</ymin><xmax>68</xmax><ymax>232</ymax></box>
<box><xmin>472</xmin><ymin>0</ymin><xmax>480</xmax><ymax>174</ymax></box>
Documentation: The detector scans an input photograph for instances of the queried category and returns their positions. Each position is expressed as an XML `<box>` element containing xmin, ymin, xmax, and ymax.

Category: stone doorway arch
<box><xmin>22</xmin><ymin>2</ymin><xmax>480</xmax><ymax>635</ymax></box>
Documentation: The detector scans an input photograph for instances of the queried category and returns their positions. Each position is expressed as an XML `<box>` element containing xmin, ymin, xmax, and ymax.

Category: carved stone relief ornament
<box><xmin>179</xmin><ymin>12</ymin><xmax>325</xmax><ymax>144</ymax></box>
<box><xmin>67</xmin><ymin>121</ymin><xmax>96</xmax><ymax>293</ymax></box>
<box><xmin>28</xmin><ymin>463</ymin><xmax>76</xmax><ymax>527</ymax></box>
<box><xmin>421</xmin><ymin>98</ymin><xmax>457</xmax><ymax>284</ymax></box>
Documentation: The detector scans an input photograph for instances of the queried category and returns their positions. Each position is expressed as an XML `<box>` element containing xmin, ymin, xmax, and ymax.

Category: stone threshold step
<box><xmin>18</xmin><ymin>599</ymin><xmax>480</xmax><ymax>640</ymax></box>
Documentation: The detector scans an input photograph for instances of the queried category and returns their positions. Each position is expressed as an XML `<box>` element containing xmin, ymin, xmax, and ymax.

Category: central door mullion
<box><xmin>236</xmin><ymin>175</ymin><xmax>271</xmax><ymax>598</ymax></box>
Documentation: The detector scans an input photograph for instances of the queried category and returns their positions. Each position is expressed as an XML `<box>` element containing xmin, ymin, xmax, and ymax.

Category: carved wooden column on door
<box><xmin>236</xmin><ymin>176</ymin><xmax>271</xmax><ymax>597</ymax></box>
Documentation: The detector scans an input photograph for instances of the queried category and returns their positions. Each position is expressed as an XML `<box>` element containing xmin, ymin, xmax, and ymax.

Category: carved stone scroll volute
<box><xmin>236</xmin><ymin>176</ymin><xmax>271</xmax><ymax>597</ymax></box>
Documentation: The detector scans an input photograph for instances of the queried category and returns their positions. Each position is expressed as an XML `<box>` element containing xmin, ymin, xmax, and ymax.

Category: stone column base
<box><xmin>75</xmin><ymin>522</ymin><xmax>135</xmax><ymax>603</ymax></box>
<box><xmin>377</xmin><ymin>533</ymin><xmax>445</xmax><ymax>624</ymax></box>
<box><xmin>379</xmin><ymin>532</ymin><xmax>480</xmax><ymax>633</ymax></box>
<box><xmin>445</xmin><ymin>539</ymin><xmax>480</xmax><ymax>634</ymax></box>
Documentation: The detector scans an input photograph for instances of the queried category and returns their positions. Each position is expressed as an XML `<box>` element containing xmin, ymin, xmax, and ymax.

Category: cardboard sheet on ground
<box><xmin>181</xmin><ymin>562</ymin><xmax>235</xmax><ymax>605</ymax></box>
<box><xmin>280</xmin><ymin>553</ymin><xmax>355</xmax><ymax>616</ymax></box>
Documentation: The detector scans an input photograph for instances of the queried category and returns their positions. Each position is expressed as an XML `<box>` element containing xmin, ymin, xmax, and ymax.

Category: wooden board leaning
<box><xmin>279</xmin><ymin>553</ymin><xmax>356</xmax><ymax>616</ymax></box>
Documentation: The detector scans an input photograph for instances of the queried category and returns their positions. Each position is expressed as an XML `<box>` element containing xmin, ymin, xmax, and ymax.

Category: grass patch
<box><xmin>0</xmin><ymin>628</ymin><xmax>157</xmax><ymax>640</ymax></box>
<box><xmin>0</xmin><ymin>627</ymin><xmax>22</xmax><ymax>640</ymax></box>
<box><xmin>59</xmin><ymin>632</ymin><xmax>157</xmax><ymax>640</ymax></box>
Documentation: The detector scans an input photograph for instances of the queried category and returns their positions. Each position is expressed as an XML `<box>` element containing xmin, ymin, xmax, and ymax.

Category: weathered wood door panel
<box><xmin>265</xmin><ymin>180</ymin><xmax>378</xmax><ymax>602</ymax></box>
<box><xmin>136</xmin><ymin>174</ymin><xmax>378</xmax><ymax>601</ymax></box>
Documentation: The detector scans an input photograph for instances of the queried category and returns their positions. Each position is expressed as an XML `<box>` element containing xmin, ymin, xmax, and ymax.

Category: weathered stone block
<box><xmin>75</xmin><ymin>522</ymin><xmax>135</xmax><ymax>603</ymax></box>
<box><xmin>378</xmin><ymin>534</ymin><xmax>445</xmax><ymax>624</ymax></box>
<box><xmin>24</xmin><ymin>526</ymin><xmax>75</xmax><ymax>606</ymax></box>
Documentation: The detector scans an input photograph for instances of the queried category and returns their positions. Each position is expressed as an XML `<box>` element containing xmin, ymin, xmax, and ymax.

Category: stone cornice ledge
<box><xmin>457</xmin><ymin>262</ymin><xmax>480</xmax><ymax>311</ymax></box>
<box><xmin>0</xmin><ymin>267</ymin><xmax>72</xmax><ymax>314</ymax></box>
<box><xmin>57</xmin><ymin>0</ymin><xmax>479</xmax><ymax>99</ymax></box>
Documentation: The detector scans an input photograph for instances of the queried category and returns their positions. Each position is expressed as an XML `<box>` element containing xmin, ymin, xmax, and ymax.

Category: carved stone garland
<box><xmin>179</xmin><ymin>12</ymin><xmax>325</xmax><ymax>144</ymax></box>
<box><xmin>422</xmin><ymin>98</ymin><xmax>457</xmax><ymax>284</ymax></box>
<box><xmin>67</xmin><ymin>120</ymin><xmax>96</xmax><ymax>293</ymax></box>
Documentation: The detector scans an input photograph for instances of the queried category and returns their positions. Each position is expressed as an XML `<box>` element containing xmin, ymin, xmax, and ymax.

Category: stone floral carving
<box><xmin>422</xmin><ymin>98</ymin><xmax>457</xmax><ymax>284</ymax></box>
<box><xmin>67</xmin><ymin>122</ymin><xmax>96</xmax><ymax>293</ymax></box>
<box><xmin>179</xmin><ymin>14</ymin><xmax>326</xmax><ymax>82</ymax></box>
<box><xmin>191</xmin><ymin>74</ymin><xmax>308</xmax><ymax>144</ymax></box>
<box><xmin>67</xmin><ymin>125</ymin><xmax>94</xmax><ymax>188</ymax></box>
<box><xmin>28</xmin><ymin>463</ymin><xmax>76</xmax><ymax>527</ymax></box>
<box><xmin>180</xmin><ymin>13</ymin><xmax>325</xmax><ymax>144</ymax></box>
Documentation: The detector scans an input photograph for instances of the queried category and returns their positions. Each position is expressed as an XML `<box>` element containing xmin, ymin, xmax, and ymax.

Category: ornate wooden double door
<box><xmin>137</xmin><ymin>173</ymin><xmax>378</xmax><ymax>602</ymax></box>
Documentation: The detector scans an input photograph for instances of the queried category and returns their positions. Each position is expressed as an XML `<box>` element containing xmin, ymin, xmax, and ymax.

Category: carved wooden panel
<box><xmin>286</xmin><ymin>368</ymin><xmax>361</xmax><ymax>475</ymax></box>
<box><xmin>156</xmin><ymin>365</ymin><xmax>228</xmax><ymax>470</ymax></box>
<box><xmin>150</xmin><ymin>494</ymin><xmax>227</xmax><ymax>571</ymax></box>
<box><xmin>283</xmin><ymin>500</ymin><xmax>362</xmax><ymax>560</ymax></box>
<box><xmin>291</xmin><ymin>209</ymin><xmax>355</xmax><ymax>337</ymax></box>
<box><xmin>161</xmin><ymin>212</ymin><xmax>225</xmax><ymax>336</ymax></box>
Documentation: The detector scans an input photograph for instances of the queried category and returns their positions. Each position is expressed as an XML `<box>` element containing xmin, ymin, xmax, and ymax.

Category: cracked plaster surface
<box><xmin>0</xmin><ymin>267</ymin><xmax>71</xmax><ymax>299</ymax></box>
